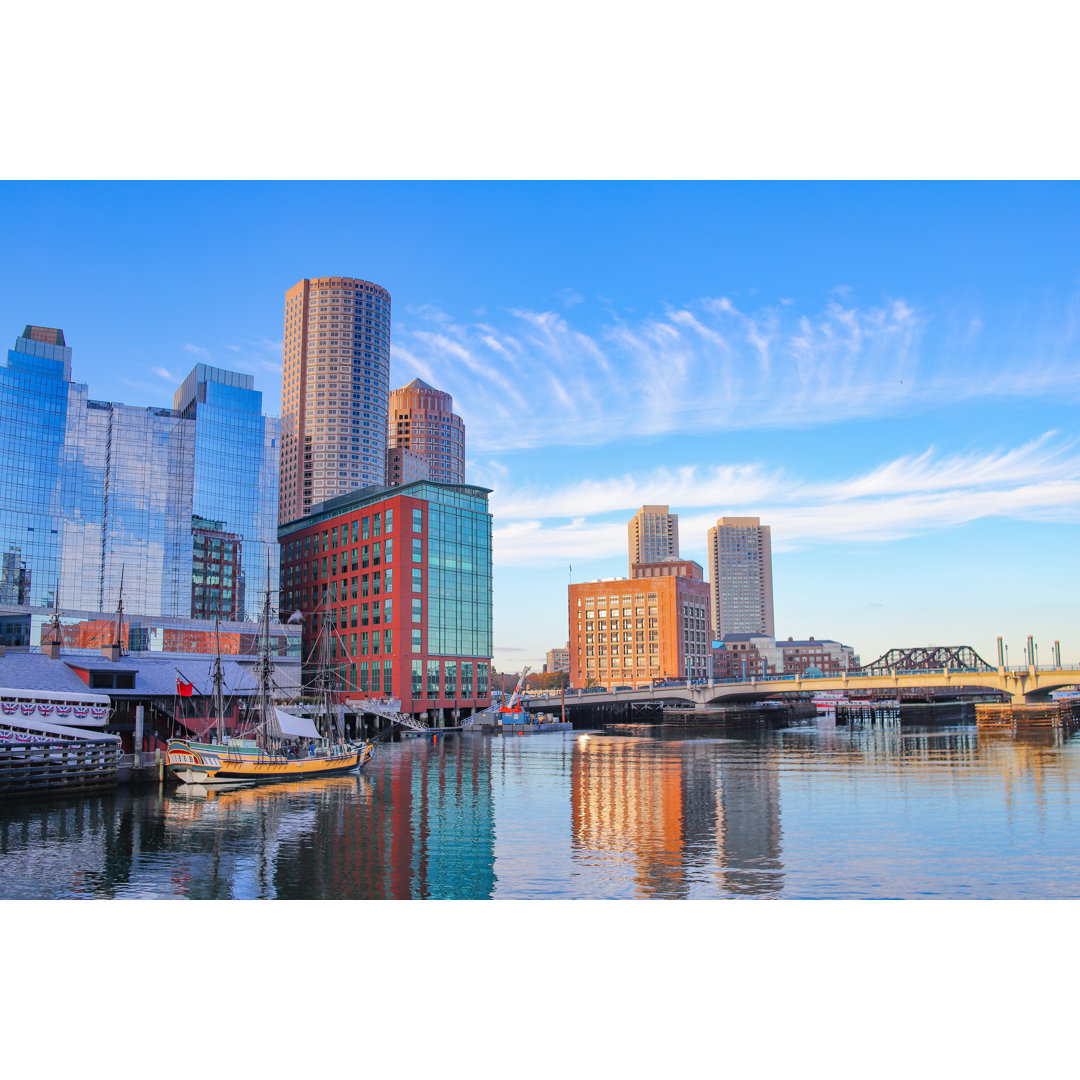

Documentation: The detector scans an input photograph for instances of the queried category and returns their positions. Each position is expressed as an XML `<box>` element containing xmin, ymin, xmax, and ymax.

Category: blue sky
<box><xmin>2</xmin><ymin>181</ymin><xmax>1078</xmax><ymax>670</ymax></box>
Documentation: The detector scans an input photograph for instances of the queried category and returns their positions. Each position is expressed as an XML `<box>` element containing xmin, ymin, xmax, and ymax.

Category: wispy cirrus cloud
<box><xmin>391</xmin><ymin>291</ymin><xmax>1080</xmax><ymax>452</ymax></box>
<box><xmin>490</xmin><ymin>434</ymin><xmax>1080</xmax><ymax>565</ymax></box>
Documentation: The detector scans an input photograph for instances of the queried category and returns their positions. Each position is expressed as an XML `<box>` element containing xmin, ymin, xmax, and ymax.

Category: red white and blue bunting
<box><xmin>0</xmin><ymin>702</ymin><xmax>108</xmax><ymax>721</ymax></box>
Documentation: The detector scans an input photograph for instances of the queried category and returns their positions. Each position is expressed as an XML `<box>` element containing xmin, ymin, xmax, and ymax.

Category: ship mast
<box><xmin>212</xmin><ymin>616</ymin><xmax>226</xmax><ymax>744</ymax></box>
<box><xmin>256</xmin><ymin>576</ymin><xmax>275</xmax><ymax>753</ymax></box>
<box><xmin>113</xmin><ymin>566</ymin><xmax>125</xmax><ymax>656</ymax></box>
<box><xmin>47</xmin><ymin>579</ymin><xmax>63</xmax><ymax>646</ymax></box>
<box><xmin>317</xmin><ymin>608</ymin><xmax>337</xmax><ymax>742</ymax></box>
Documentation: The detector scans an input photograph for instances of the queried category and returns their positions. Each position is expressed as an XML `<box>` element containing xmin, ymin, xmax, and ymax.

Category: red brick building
<box><xmin>279</xmin><ymin>480</ymin><xmax>493</xmax><ymax>723</ymax></box>
<box><xmin>569</xmin><ymin>575</ymin><xmax>711</xmax><ymax>690</ymax></box>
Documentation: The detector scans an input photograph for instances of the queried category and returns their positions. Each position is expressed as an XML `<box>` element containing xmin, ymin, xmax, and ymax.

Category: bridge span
<box><xmin>531</xmin><ymin>666</ymin><xmax>1080</xmax><ymax>709</ymax></box>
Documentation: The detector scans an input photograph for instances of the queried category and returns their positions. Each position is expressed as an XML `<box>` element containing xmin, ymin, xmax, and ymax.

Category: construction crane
<box><xmin>500</xmin><ymin>666</ymin><xmax>531</xmax><ymax>716</ymax></box>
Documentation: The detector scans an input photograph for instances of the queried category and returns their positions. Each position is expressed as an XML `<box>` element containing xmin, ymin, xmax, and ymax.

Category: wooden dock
<box><xmin>0</xmin><ymin>735</ymin><xmax>122</xmax><ymax>799</ymax></box>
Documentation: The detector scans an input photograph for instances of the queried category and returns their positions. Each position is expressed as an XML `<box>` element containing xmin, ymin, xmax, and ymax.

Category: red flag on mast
<box><xmin>176</xmin><ymin>677</ymin><xmax>193</xmax><ymax>697</ymax></box>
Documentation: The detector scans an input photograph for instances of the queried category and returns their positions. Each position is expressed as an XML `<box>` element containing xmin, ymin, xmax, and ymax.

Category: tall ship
<box><xmin>166</xmin><ymin>591</ymin><xmax>372</xmax><ymax>786</ymax></box>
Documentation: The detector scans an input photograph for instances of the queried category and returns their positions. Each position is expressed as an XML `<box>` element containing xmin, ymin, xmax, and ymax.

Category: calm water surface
<box><xmin>3</xmin><ymin>720</ymin><xmax>1079</xmax><ymax>899</ymax></box>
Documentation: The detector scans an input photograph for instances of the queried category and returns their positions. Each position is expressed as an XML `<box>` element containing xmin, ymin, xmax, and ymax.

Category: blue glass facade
<box><xmin>0</xmin><ymin>331</ymin><xmax>278</xmax><ymax>624</ymax></box>
<box><xmin>0</xmin><ymin>333</ymin><xmax>75</xmax><ymax>608</ymax></box>
<box><xmin>175</xmin><ymin>364</ymin><xmax>280</xmax><ymax>620</ymax></box>
<box><xmin>418</xmin><ymin>483</ymin><xmax>493</xmax><ymax>659</ymax></box>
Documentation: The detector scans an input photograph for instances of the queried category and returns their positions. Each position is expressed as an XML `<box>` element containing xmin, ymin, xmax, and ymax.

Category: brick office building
<box><xmin>568</xmin><ymin>575</ymin><xmax>711</xmax><ymax>690</ymax></box>
<box><xmin>279</xmin><ymin>480</ymin><xmax>493</xmax><ymax>723</ymax></box>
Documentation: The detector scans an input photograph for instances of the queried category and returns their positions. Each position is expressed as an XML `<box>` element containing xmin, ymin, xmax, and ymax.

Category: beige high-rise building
<box><xmin>387</xmin><ymin>378</ymin><xmax>465</xmax><ymax>485</ymax></box>
<box><xmin>627</xmin><ymin>505</ymin><xmax>679</xmax><ymax>574</ymax></box>
<box><xmin>545</xmin><ymin>643</ymin><xmax>570</xmax><ymax>673</ymax></box>
<box><xmin>707</xmin><ymin>517</ymin><xmax>774</xmax><ymax>638</ymax></box>
<box><xmin>279</xmin><ymin>276</ymin><xmax>391</xmax><ymax>524</ymax></box>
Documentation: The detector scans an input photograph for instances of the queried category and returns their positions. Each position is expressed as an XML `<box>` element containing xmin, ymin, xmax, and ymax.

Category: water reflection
<box><xmin>1</xmin><ymin>722</ymin><xmax>1079</xmax><ymax>899</ymax></box>
<box><xmin>569</xmin><ymin>732</ymin><xmax>783</xmax><ymax>897</ymax></box>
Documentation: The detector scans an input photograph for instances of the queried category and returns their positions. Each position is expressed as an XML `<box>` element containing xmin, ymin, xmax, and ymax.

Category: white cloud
<box><xmin>183</xmin><ymin>343</ymin><xmax>210</xmax><ymax>357</ymax></box>
<box><xmin>390</xmin><ymin>290</ymin><xmax>1080</xmax><ymax>453</ymax></box>
<box><xmin>490</xmin><ymin>435</ymin><xmax>1080</xmax><ymax>565</ymax></box>
<box><xmin>152</xmin><ymin>366</ymin><xmax>179</xmax><ymax>381</ymax></box>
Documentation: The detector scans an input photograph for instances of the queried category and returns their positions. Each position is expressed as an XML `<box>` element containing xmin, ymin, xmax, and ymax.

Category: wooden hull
<box><xmin>167</xmin><ymin>738</ymin><xmax>373</xmax><ymax>786</ymax></box>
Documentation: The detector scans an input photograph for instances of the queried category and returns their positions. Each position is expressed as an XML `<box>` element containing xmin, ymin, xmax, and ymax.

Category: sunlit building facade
<box><xmin>568</xmin><ymin>574</ymin><xmax>711</xmax><ymax>690</ymax></box>
<box><xmin>707</xmin><ymin>516</ymin><xmax>775</xmax><ymax>638</ymax></box>
<box><xmin>387</xmin><ymin>378</ymin><xmax>465</xmax><ymax>486</ymax></box>
<box><xmin>627</xmin><ymin>505</ymin><xmax>679</xmax><ymax>575</ymax></box>
<box><xmin>279</xmin><ymin>276</ymin><xmax>392</xmax><ymax>523</ymax></box>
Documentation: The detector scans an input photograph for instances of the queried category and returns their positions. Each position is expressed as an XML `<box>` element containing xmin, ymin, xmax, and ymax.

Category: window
<box><xmin>412</xmin><ymin>569</ymin><xmax>422</xmax><ymax>593</ymax></box>
<box><xmin>412</xmin><ymin>538</ymin><xmax>422</xmax><ymax>563</ymax></box>
<box><xmin>412</xmin><ymin>508</ymin><xmax>423</xmax><ymax>532</ymax></box>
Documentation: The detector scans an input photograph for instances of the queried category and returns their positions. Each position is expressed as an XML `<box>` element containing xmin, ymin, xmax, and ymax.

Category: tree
<box><xmin>527</xmin><ymin>671</ymin><xmax>569</xmax><ymax>691</ymax></box>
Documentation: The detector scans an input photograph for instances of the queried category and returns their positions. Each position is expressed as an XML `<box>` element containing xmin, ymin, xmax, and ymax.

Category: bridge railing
<box><xmin>531</xmin><ymin>665</ymin><xmax>1077</xmax><ymax>701</ymax></box>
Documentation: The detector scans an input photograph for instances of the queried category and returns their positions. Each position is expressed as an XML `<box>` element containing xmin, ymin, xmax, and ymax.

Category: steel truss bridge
<box><xmin>859</xmin><ymin>645</ymin><xmax>995</xmax><ymax>675</ymax></box>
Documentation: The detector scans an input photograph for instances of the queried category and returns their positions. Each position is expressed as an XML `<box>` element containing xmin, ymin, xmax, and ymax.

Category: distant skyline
<box><xmin>2</xmin><ymin>181</ymin><xmax>1078</xmax><ymax>670</ymax></box>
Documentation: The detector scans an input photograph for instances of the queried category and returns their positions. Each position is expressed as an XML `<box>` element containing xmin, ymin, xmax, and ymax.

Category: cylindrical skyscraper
<box><xmin>279</xmin><ymin>276</ymin><xmax>391</xmax><ymax>523</ymax></box>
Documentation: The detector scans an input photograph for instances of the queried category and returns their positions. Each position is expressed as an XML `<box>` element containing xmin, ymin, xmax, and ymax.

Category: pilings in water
<box><xmin>976</xmin><ymin>701</ymin><xmax>1079</xmax><ymax>732</ymax></box>
<box><xmin>835</xmin><ymin>703</ymin><xmax>901</xmax><ymax>726</ymax></box>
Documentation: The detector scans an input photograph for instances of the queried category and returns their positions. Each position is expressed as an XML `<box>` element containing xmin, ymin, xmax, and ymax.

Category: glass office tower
<box><xmin>0</xmin><ymin>328</ymin><xmax>72</xmax><ymax>607</ymax></box>
<box><xmin>174</xmin><ymin>364</ymin><xmax>280</xmax><ymax>620</ymax></box>
<box><xmin>0</xmin><ymin>328</ymin><xmax>279</xmax><ymax>623</ymax></box>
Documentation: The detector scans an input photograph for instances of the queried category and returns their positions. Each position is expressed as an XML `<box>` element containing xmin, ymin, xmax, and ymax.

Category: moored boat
<box><xmin>166</xmin><ymin>588</ymin><xmax>374</xmax><ymax>786</ymax></box>
<box><xmin>166</xmin><ymin>734</ymin><xmax>371</xmax><ymax>786</ymax></box>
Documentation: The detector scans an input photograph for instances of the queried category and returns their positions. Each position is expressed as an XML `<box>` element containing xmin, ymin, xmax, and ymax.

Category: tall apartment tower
<box><xmin>386</xmin><ymin>379</ymin><xmax>466</xmax><ymax>485</ymax></box>
<box><xmin>628</xmin><ymin>505</ymin><xmax>679</xmax><ymax>574</ymax></box>
<box><xmin>707</xmin><ymin>516</ymin><xmax>775</xmax><ymax>638</ymax></box>
<box><xmin>279</xmin><ymin>276</ymin><xmax>392</xmax><ymax>524</ymax></box>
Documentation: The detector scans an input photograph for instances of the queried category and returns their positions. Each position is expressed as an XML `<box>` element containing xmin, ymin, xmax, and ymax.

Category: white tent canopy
<box><xmin>271</xmin><ymin>707</ymin><xmax>322</xmax><ymax>741</ymax></box>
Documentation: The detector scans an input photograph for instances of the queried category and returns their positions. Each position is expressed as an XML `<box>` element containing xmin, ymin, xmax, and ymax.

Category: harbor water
<box><xmin>3</xmin><ymin>716</ymin><xmax>1080</xmax><ymax>899</ymax></box>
